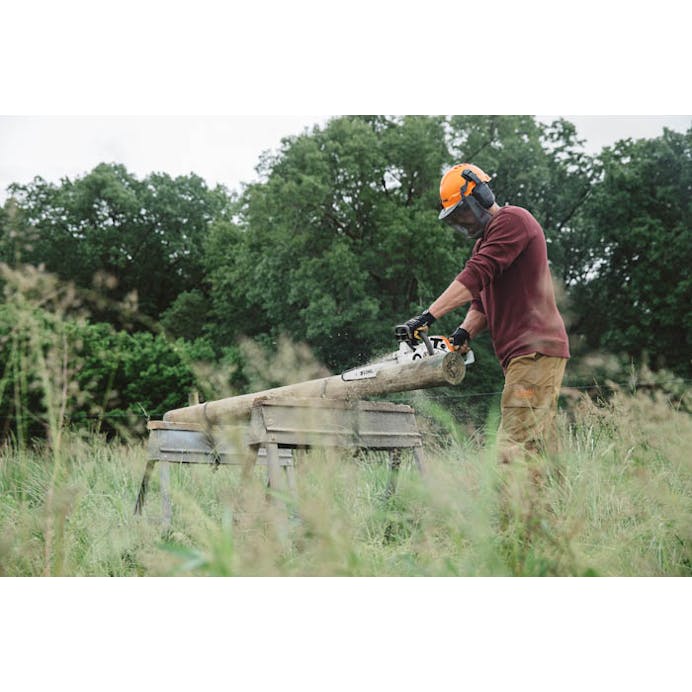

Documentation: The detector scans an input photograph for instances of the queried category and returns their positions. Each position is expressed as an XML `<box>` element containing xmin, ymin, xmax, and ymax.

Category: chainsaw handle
<box><xmin>420</xmin><ymin>330</ymin><xmax>434</xmax><ymax>356</ymax></box>
<box><xmin>394</xmin><ymin>323</ymin><xmax>435</xmax><ymax>355</ymax></box>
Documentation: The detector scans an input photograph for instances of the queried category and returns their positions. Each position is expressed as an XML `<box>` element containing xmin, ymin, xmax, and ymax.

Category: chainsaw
<box><xmin>341</xmin><ymin>324</ymin><xmax>474</xmax><ymax>382</ymax></box>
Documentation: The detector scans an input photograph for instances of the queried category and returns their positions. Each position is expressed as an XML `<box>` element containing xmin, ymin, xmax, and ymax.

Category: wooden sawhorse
<box><xmin>134</xmin><ymin>398</ymin><xmax>425</xmax><ymax>527</ymax></box>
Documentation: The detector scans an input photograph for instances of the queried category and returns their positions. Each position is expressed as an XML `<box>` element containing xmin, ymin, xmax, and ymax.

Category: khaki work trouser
<box><xmin>498</xmin><ymin>352</ymin><xmax>567</xmax><ymax>465</ymax></box>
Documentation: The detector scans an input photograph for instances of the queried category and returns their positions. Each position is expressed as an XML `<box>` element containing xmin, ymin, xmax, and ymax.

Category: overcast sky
<box><xmin>1</xmin><ymin>115</ymin><xmax>689</xmax><ymax>204</ymax></box>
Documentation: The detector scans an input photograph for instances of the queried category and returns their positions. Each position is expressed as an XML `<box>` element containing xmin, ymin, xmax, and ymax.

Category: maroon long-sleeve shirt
<box><xmin>456</xmin><ymin>205</ymin><xmax>570</xmax><ymax>371</ymax></box>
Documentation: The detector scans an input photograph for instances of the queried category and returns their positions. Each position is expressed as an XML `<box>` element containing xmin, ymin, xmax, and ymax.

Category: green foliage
<box><xmin>0</xmin><ymin>199</ymin><xmax>29</xmax><ymax>269</ymax></box>
<box><xmin>5</xmin><ymin>163</ymin><xmax>233</xmax><ymax>320</ymax></box>
<box><xmin>571</xmin><ymin>127</ymin><xmax>692</xmax><ymax>376</ymax></box>
<box><xmin>0</xmin><ymin>264</ymin><xmax>215</xmax><ymax>439</ymax></box>
<box><xmin>204</xmin><ymin>116</ymin><xmax>461</xmax><ymax>372</ymax></box>
<box><xmin>160</xmin><ymin>288</ymin><xmax>212</xmax><ymax>341</ymax></box>
<box><xmin>72</xmin><ymin>324</ymin><xmax>210</xmax><ymax>425</ymax></box>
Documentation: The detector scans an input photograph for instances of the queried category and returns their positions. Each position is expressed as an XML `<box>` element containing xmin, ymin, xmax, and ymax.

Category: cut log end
<box><xmin>442</xmin><ymin>351</ymin><xmax>466</xmax><ymax>385</ymax></box>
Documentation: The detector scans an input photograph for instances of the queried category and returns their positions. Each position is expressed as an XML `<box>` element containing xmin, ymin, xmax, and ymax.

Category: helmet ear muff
<box><xmin>461</xmin><ymin>168</ymin><xmax>496</xmax><ymax>209</ymax></box>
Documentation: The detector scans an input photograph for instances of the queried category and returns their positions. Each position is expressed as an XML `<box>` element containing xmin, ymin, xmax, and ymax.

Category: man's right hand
<box><xmin>450</xmin><ymin>326</ymin><xmax>471</xmax><ymax>353</ymax></box>
<box><xmin>394</xmin><ymin>311</ymin><xmax>436</xmax><ymax>349</ymax></box>
<box><xmin>401</xmin><ymin>311</ymin><xmax>436</xmax><ymax>340</ymax></box>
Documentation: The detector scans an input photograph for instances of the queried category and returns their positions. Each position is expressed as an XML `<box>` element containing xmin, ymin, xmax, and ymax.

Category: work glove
<box><xmin>399</xmin><ymin>310</ymin><xmax>436</xmax><ymax>343</ymax></box>
<box><xmin>450</xmin><ymin>326</ymin><xmax>471</xmax><ymax>352</ymax></box>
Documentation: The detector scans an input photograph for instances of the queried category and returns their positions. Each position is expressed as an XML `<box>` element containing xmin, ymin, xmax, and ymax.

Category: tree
<box><xmin>205</xmin><ymin>116</ymin><xmax>461</xmax><ymax>371</ymax></box>
<box><xmin>5</xmin><ymin>163</ymin><xmax>233</xmax><ymax>322</ymax></box>
<box><xmin>570</xmin><ymin>127</ymin><xmax>692</xmax><ymax>376</ymax></box>
<box><xmin>160</xmin><ymin>288</ymin><xmax>212</xmax><ymax>341</ymax></box>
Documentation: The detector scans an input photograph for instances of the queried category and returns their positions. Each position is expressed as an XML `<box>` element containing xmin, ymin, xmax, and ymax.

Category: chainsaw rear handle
<box><xmin>394</xmin><ymin>323</ymin><xmax>434</xmax><ymax>356</ymax></box>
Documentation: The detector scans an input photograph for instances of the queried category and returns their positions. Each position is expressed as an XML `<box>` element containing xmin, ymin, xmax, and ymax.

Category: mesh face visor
<box><xmin>438</xmin><ymin>200</ymin><xmax>473</xmax><ymax>236</ymax></box>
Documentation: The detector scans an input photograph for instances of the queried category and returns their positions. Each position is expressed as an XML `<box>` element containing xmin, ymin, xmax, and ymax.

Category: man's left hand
<box><xmin>450</xmin><ymin>326</ymin><xmax>471</xmax><ymax>353</ymax></box>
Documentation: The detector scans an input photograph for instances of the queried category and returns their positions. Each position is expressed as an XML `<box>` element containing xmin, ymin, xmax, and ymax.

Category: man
<box><xmin>400</xmin><ymin>163</ymin><xmax>570</xmax><ymax>463</ymax></box>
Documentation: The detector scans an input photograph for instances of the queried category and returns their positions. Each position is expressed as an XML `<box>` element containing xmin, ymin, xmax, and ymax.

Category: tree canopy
<box><xmin>570</xmin><ymin>128</ymin><xmax>692</xmax><ymax>375</ymax></box>
<box><xmin>5</xmin><ymin>163</ymin><xmax>233</xmax><ymax>320</ymax></box>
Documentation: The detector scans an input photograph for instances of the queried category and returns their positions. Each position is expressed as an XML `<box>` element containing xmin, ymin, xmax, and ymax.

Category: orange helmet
<box><xmin>438</xmin><ymin>163</ymin><xmax>495</xmax><ymax>239</ymax></box>
<box><xmin>439</xmin><ymin>163</ymin><xmax>492</xmax><ymax>215</ymax></box>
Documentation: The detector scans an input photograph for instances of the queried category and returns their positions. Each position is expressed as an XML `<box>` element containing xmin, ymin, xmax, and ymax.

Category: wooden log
<box><xmin>163</xmin><ymin>351</ymin><xmax>466</xmax><ymax>425</ymax></box>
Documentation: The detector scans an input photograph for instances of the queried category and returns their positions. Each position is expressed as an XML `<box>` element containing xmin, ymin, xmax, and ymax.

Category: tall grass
<box><xmin>1</xmin><ymin>390</ymin><xmax>690</xmax><ymax>577</ymax></box>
